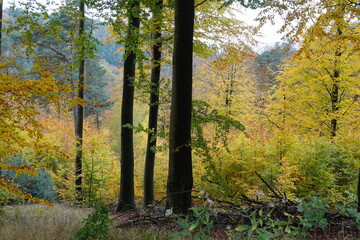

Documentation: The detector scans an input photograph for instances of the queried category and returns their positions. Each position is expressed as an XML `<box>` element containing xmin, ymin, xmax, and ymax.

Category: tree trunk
<box><xmin>0</xmin><ymin>0</ymin><xmax>2</xmax><ymax>57</ymax></box>
<box><xmin>358</xmin><ymin>167</ymin><xmax>360</xmax><ymax>212</ymax></box>
<box><xmin>330</xmin><ymin>29</ymin><xmax>342</xmax><ymax>138</ymax></box>
<box><xmin>144</xmin><ymin>0</ymin><xmax>163</xmax><ymax>207</ymax></box>
<box><xmin>74</xmin><ymin>0</ymin><xmax>85</xmax><ymax>203</ymax></box>
<box><xmin>166</xmin><ymin>0</ymin><xmax>194</xmax><ymax>214</ymax></box>
<box><xmin>117</xmin><ymin>0</ymin><xmax>140</xmax><ymax>212</ymax></box>
<box><xmin>330</xmin><ymin>66</ymin><xmax>340</xmax><ymax>138</ymax></box>
<box><xmin>0</xmin><ymin>0</ymin><xmax>2</xmax><ymax>179</ymax></box>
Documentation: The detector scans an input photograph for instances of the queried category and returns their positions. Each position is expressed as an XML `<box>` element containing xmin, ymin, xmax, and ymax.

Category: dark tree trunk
<box><xmin>330</xmin><ymin>29</ymin><xmax>342</xmax><ymax>138</ymax></box>
<box><xmin>0</xmin><ymin>0</ymin><xmax>2</xmax><ymax>179</ymax></box>
<box><xmin>0</xmin><ymin>0</ymin><xmax>2</xmax><ymax>57</ymax></box>
<box><xmin>75</xmin><ymin>0</ymin><xmax>85</xmax><ymax>202</ymax></box>
<box><xmin>166</xmin><ymin>0</ymin><xmax>194</xmax><ymax>214</ymax></box>
<box><xmin>358</xmin><ymin>167</ymin><xmax>360</xmax><ymax>212</ymax></box>
<box><xmin>144</xmin><ymin>0</ymin><xmax>163</xmax><ymax>207</ymax></box>
<box><xmin>330</xmin><ymin>64</ymin><xmax>340</xmax><ymax>138</ymax></box>
<box><xmin>117</xmin><ymin>0</ymin><xmax>140</xmax><ymax>212</ymax></box>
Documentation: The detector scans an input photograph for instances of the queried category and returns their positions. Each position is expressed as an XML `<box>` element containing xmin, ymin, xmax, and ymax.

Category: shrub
<box><xmin>2</xmin><ymin>154</ymin><xmax>56</xmax><ymax>202</ymax></box>
<box><xmin>72</xmin><ymin>201</ymin><xmax>112</xmax><ymax>240</ymax></box>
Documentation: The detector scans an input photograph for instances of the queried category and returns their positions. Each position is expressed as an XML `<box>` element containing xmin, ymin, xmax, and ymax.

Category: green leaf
<box><xmin>276</xmin><ymin>221</ymin><xmax>288</xmax><ymax>227</ymax></box>
<box><xmin>189</xmin><ymin>223</ymin><xmax>199</xmax><ymax>231</ymax></box>
<box><xmin>235</xmin><ymin>225</ymin><xmax>250</xmax><ymax>232</ymax></box>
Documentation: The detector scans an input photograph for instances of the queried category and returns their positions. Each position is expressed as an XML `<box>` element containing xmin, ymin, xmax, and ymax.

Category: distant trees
<box><xmin>267</xmin><ymin>5</ymin><xmax>360</xmax><ymax>138</ymax></box>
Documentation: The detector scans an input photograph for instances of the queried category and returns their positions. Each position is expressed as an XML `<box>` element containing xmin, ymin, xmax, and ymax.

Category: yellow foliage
<box><xmin>0</xmin><ymin>55</ymin><xmax>71</xmax><ymax>203</ymax></box>
<box><xmin>0</xmin><ymin>179</ymin><xmax>53</xmax><ymax>206</ymax></box>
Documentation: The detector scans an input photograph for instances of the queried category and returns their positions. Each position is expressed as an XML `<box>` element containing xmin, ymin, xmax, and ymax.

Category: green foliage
<box><xmin>0</xmin><ymin>187</ymin><xmax>22</xmax><ymax>205</ymax></box>
<box><xmin>218</xmin><ymin>0</ymin><xmax>266</xmax><ymax>9</ymax></box>
<box><xmin>254</xmin><ymin>42</ymin><xmax>294</xmax><ymax>86</ymax></box>
<box><xmin>170</xmin><ymin>200</ymin><xmax>214</xmax><ymax>240</ymax></box>
<box><xmin>2</xmin><ymin>154</ymin><xmax>56</xmax><ymax>202</ymax></box>
<box><xmin>84</xmin><ymin>58</ymin><xmax>113</xmax><ymax>118</ymax></box>
<box><xmin>73</xmin><ymin>202</ymin><xmax>112</xmax><ymax>240</ymax></box>
<box><xmin>192</xmin><ymin>100</ymin><xmax>245</xmax><ymax>200</ymax></box>
<box><xmin>338</xmin><ymin>206</ymin><xmax>360</xmax><ymax>230</ymax></box>
<box><xmin>297</xmin><ymin>197</ymin><xmax>329</xmax><ymax>229</ymax></box>
<box><xmin>231</xmin><ymin>208</ymin><xmax>305</xmax><ymax>240</ymax></box>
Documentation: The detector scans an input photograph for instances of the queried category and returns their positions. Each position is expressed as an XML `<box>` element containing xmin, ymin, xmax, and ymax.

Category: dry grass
<box><xmin>109</xmin><ymin>227</ymin><xmax>171</xmax><ymax>240</ymax></box>
<box><xmin>0</xmin><ymin>204</ymin><xmax>89</xmax><ymax>240</ymax></box>
<box><xmin>0</xmin><ymin>204</ymin><xmax>171</xmax><ymax>240</ymax></box>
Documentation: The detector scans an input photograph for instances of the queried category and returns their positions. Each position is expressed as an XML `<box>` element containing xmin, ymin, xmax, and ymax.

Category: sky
<box><xmin>241</xmin><ymin>8</ymin><xmax>284</xmax><ymax>49</ymax></box>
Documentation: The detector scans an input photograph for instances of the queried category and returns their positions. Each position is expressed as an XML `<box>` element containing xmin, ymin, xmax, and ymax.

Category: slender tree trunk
<box><xmin>0</xmin><ymin>0</ymin><xmax>3</xmax><ymax>57</ymax></box>
<box><xmin>330</xmin><ymin>66</ymin><xmax>340</xmax><ymax>138</ymax></box>
<box><xmin>330</xmin><ymin>29</ymin><xmax>342</xmax><ymax>138</ymax></box>
<box><xmin>75</xmin><ymin>0</ymin><xmax>85</xmax><ymax>202</ymax></box>
<box><xmin>358</xmin><ymin>167</ymin><xmax>360</xmax><ymax>212</ymax></box>
<box><xmin>0</xmin><ymin>0</ymin><xmax>3</xmax><ymax>179</ymax></box>
<box><xmin>166</xmin><ymin>0</ymin><xmax>194</xmax><ymax>214</ymax></box>
<box><xmin>117</xmin><ymin>0</ymin><xmax>140</xmax><ymax>212</ymax></box>
<box><xmin>143</xmin><ymin>0</ymin><xmax>163</xmax><ymax>207</ymax></box>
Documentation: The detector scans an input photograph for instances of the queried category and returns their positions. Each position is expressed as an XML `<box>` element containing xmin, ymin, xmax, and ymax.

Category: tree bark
<box><xmin>0</xmin><ymin>0</ymin><xmax>3</xmax><ymax>179</ymax></box>
<box><xmin>330</xmin><ymin>28</ymin><xmax>342</xmax><ymax>138</ymax></box>
<box><xmin>166</xmin><ymin>0</ymin><xmax>194</xmax><ymax>214</ymax></box>
<box><xmin>358</xmin><ymin>167</ymin><xmax>360</xmax><ymax>212</ymax></box>
<box><xmin>117</xmin><ymin>0</ymin><xmax>140</xmax><ymax>212</ymax></box>
<box><xmin>74</xmin><ymin>0</ymin><xmax>85</xmax><ymax>202</ymax></box>
<box><xmin>144</xmin><ymin>0</ymin><xmax>163</xmax><ymax>207</ymax></box>
<box><xmin>0</xmin><ymin>0</ymin><xmax>3</xmax><ymax>57</ymax></box>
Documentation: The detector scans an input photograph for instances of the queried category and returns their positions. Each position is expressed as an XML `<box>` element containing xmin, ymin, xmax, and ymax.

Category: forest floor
<box><xmin>112</xmin><ymin>202</ymin><xmax>360</xmax><ymax>240</ymax></box>
<box><xmin>0</xmin><ymin>203</ymin><xmax>359</xmax><ymax>239</ymax></box>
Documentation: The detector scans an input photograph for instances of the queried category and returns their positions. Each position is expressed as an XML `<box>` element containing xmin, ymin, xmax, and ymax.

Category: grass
<box><xmin>0</xmin><ymin>204</ymin><xmax>171</xmax><ymax>240</ymax></box>
<box><xmin>109</xmin><ymin>227</ymin><xmax>170</xmax><ymax>240</ymax></box>
<box><xmin>0</xmin><ymin>204</ymin><xmax>89</xmax><ymax>240</ymax></box>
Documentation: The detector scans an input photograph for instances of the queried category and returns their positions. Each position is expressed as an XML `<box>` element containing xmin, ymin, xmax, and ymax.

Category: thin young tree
<box><xmin>143</xmin><ymin>0</ymin><xmax>163</xmax><ymax>207</ymax></box>
<box><xmin>117</xmin><ymin>0</ymin><xmax>140</xmax><ymax>212</ymax></box>
<box><xmin>166</xmin><ymin>0</ymin><xmax>194</xmax><ymax>214</ymax></box>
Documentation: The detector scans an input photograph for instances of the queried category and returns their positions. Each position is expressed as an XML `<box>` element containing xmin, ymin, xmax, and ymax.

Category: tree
<box><xmin>143</xmin><ymin>0</ymin><xmax>163</xmax><ymax>207</ymax></box>
<box><xmin>266</xmin><ymin>8</ymin><xmax>360</xmax><ymax>138</ymax></box>
<box><xmin>84</xmin><ymin>58</ymin><xmax>112</xmax><ymax>126</ymax></box>
<box><xmin>256</xmin><ymin>0</ymin><xmax>360</xmax><ymax>43</ymax></box>
<box><xmin>263</xmin><ymin>6</ymin><xmax>360</xmax><ymax>208</ymax></box>
<box><xmin>117</xmin><ymin>0</ymin><xmax>140</xmax><ymax>212</ymax></box>
<box><xmin>0</xmin><ymin>0</ymin><xmax>3</xmax><ymax>56</ymax></box>
<box><xmin>74</xmin><ymin>0</ymin><xmax>86</xmax><ymax>202</ymax></box>
<box><xmin>166</xmin><ymin>0</ymin><xmax>195</xmax><ymax>214</ymax></box>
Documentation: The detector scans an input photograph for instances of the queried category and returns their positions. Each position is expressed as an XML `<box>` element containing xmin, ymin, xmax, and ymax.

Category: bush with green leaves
<box><xmin>297</xmin><ymin>197</ymin><xmax>329</xmax><ymax>229</ymax></box>
<box><xmin>170</xmin><ymin>200</ymin><xmax>214</xmax><ymax>240</ymax></box>
<box><xmin>230</xmin><ymin>208</ymin><xmax>306</xmax><ymax>240</ymax></box>
<box><xmin>338</xmin><ymin>205</ymin><xmax>360</xmax><ymax>230</ymax></box>
<box><xmin>72</xmin><ymin>201</ymin><xmax>112</xmax><ymax>240</ymax></box>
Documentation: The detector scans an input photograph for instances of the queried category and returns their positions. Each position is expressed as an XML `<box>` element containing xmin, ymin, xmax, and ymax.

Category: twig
<box><xmin>255</xmin><ymin>171</ymin><xmax>283</xmax><ymax>198</ymax></box>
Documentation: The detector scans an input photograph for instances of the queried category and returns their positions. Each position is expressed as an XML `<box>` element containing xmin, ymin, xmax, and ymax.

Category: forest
<box><xmin>0</xmin><ymin>0</ymin><xmax>360</xmax><ymax>239</ymax></box>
